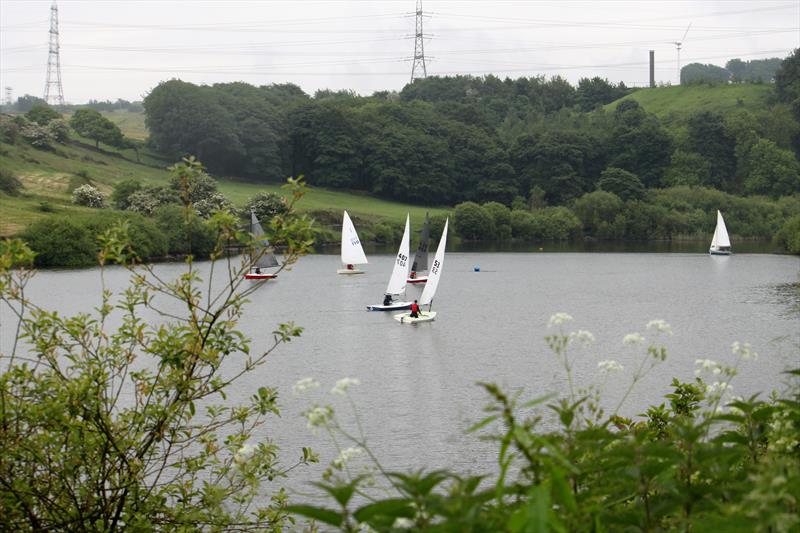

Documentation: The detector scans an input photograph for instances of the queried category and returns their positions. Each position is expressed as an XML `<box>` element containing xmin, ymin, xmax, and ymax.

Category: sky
<box><xmin>1</xmin><ymin>0</ymin><xmax>798</xmax><ymax>104</ymax></box>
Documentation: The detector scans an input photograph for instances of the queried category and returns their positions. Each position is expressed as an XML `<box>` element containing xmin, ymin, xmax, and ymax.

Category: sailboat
<box><xmin>709</xmin><ymin>210</ymin><xmax>732</xmax><ymax>255</ymax></box>
<box><xmin>337</xmin><ymin>210</ymin><xmax>368</xmax><ymax>274</ymax></box>
<box><xmin>407</xmin><ymin>212</ymin><xmax>430</xmax><ymax>284</ymax></box>
<box><xmin>394</xmin><ymin>218</ymin><xmax>448</xmax><ymax>324</ymax></box>
<box><xmin>366</xmin><ymin>214</ymin><xmax>413</xmax><ymax>311</ymax></box>
<box><xmin>244</xmin><ymin>211</ymin><xmax>280</xmax><ymax>280</ymax></box>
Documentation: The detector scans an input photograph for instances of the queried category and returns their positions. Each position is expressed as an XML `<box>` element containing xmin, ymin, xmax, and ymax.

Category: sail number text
<box><xmin>430</xmin><ymin>259</ymin><xmax>441</xmax><ymax>275</ymax></box>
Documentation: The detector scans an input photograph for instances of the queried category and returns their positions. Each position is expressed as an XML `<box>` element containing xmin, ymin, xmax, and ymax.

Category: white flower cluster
<box><xmin>598</xmin><ymin>360</ymin><xmax>624</xmax><ymax>373</ymax></box>
<box><xmin>731</xmin><ymin>341</ymin><xmax>758</xmax><ymax>360</ymax></box>
<box><xmin>233</xmin><ymin>443</ymin><xmax>255</xmax><ymax>465</ymax></box>
<box><xmin>392</xmin><ymin>517</ymin><xmax>415</xmax><ymax>529</ymax></box>
<box><xmin>623</xmin><ymin>332</ymin><xmax>645</xmax><ymax>345</ymax></box>
<box><xmin>332</xmin><ymin>446</ymin><xmax>363</xmax><ymax>469</ymax></box>
<box><xmin>305</xmin><ymin>405</ymin><xmax>333</xmax><ymax>428</ymax></box>
<box><xmin>695</xmin><ymin>358</ymin><xmax>721</xmax><ymax>376</ymax></box>
<box><xmin>646</xmin><ymin>319</ymin><xmax>672</xmax><ymax>335</ymax></box>
<box><xmin>292</xmin><ymin>377</ymin><xmax>320</xmax><ymax>395</ymax></box>
<box><xmin>571</xmin><ymin>330</ymin><xmax>596</xmax><ymax>346</ymax></box>
<box><xmin>331</xmin><ymin>377</ymin><xmax>360</xmax><ymax>396</ymax></box>
<box><xmin>705</xmin><ymin>381</ymin><xmax>733</xmax><ymax>397</ymax></box>
<box><xmin>548</xmin><ymin>312</ymin><xmax>573</xmax><ymax>328</ymax></box>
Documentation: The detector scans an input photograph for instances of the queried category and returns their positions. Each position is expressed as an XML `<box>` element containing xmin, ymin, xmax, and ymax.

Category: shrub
<box><xmin>482</xmin><ymin>201</ymin><xmax>512</xmax><ymax>240</ymax></box>
<box><xmin>20</xmin><ymin>217</ymin><xmax>97</xmax><ymax>267</ymax></box>
<box><xmin>529</xmin><ymin>206</ymin><xmax>582</xmax><ymax>240</ymax></box>
<box><xmin>111</xmin><ymin>179</ymin><xmax>143</xmax><ymax>210</ymax></box>
<box><xmin>168</xmin><ymin>156</ymin><xmax>219</xmax><ymax>205</ymax></box>
<box><xmin>71</xmin><ymin>184</ymin><xmax>106</xmax><ymax>208</ymax></box>
<box><xmin>244</xmin><ymin>191</ymin><xmax>290</xmax><ymax>223</ymax></box>
<box><xmin>454</xmin><ymin>201</ymin><xmax>495</xmax><ymax>240</ymax></box>
<box><xmin>20</xmin><ymin>121</ymin><xmax>55</xmax><ymax>149</ymax></box>
<box><xmin>511</xmin><ymin>210</ymin><xmax>535</xmax><ymax>239</ymax></box>
<box><xmin>47</xmin><ymin>119</ymin><xmax>70</xmax><ymax>142</ymax></box>
<box><xmin>0</xmin><ymin>168</ymin><xmax>23</xmax><ymax>196</ymax></box>
<box><xmin>0</xmin><ymin>114</ymin><xmax>21</xmax><ymax>143</ymax></box>
<box><xmin>372</xmin><ymin>221</ymin><xmax>401</xmax><ymax>244</ymax></box>
<box><xmin>25</xmin><ymin>104</ymin><xmax>62</xmax><ymax>125</ymax></box>
<box><xmin>194</xmin><ymin>191</ymin><xmax>234</xmax><ymax>219</ymax></box>
<box><xmin>572</xmin><ymin>190</ymin><xmax>625</xmax><ymax>238</ymax></box>
<box><xmin>155</xmin><ymin>205</ymin><xmax>217</xmax><ymax>258</ymax></box>
<box><xmin>774</xmin><ymin>214</ymin><xmax>800</xmax><ymax>253</ymax></box>
<box><xmin>127</xmin><ymin>185</ymin><xmax>179</xmax><ymax>215</ymax></box>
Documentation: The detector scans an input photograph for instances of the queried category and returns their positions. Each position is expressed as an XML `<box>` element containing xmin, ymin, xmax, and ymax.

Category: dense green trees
<box><xmin>69</xmin><ymin>108</ymin><xmax>124</xmax><ymax>148</ymax></box>
<box><xmin>140</xmin><ymin>53</ymin><xmax>800</xmax><ymax>225</ymax></box>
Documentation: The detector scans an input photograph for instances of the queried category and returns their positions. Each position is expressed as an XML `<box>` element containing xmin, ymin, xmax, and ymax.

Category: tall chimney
<box><xmin>649</xmin><ymin>50</ymin><xmax>655</xmax><ymax>88</ymax></box>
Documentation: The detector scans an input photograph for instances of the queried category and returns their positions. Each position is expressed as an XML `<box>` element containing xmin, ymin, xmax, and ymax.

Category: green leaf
<box><xmin>353</xmin><ymin>498</ymin><xmax>414</xmax><ymax>523</ymax></box>
<box><xmin>467</xmin><ymin>414</ymin><xmax>498</xmax><ymax>433</ymax></box>
<box><xmin>311</xmin><ymin>481</ymin><xmax>357</xmax><ymax>508</ymax></box>
<box><xmin>286</xmin><ymin>504</ymin><xmax>343</xmax><ymax>527</ymax></box>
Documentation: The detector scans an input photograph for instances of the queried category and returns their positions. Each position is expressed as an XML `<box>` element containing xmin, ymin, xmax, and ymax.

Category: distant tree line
<box><xmin>0</xmin><ymin>95</ymin><xmax>143</xmax><ymax>114</ymax></box>
<box><xmin>142</xmin><ymin>52</ymin><xmax>799</xmax><ymax>212</ymax></box>
<box><xmin>680</xmin><ymin>57</ymin><xmax>784</xmax><ymax>85</ymax></box>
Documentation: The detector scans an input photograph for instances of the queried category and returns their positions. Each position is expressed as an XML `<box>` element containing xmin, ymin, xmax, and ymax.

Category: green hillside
<box><xmin>0</xmin><ymin>134</ymin><xmax>449</xmax><ymax>237</ymax></box>
<box><xmin>605</xmin><ymin>83</ymin><xmax>773</xmax><ymax>124</ymax></box>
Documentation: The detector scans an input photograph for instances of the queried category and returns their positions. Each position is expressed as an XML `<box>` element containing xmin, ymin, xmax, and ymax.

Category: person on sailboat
<box><xmin>409</xmin><ymin>271</ymin><xmax>416</xmax><ymax>279</ymax></box>
<box><xmin>410</xmin><ymin>300</ymin><xmax>420</xmax><ymax>318</ymax></box>
<box><xmin>383</xmin><ymin>294</ymin><xmax>392</xmax><ymax>306</ymax></box>
<box><xmin>346</xmin><ymin>264</ymin><xmax>354</xmax><ymax>270</ymax></box>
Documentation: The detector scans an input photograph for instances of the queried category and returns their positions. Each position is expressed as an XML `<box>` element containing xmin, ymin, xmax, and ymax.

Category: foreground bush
<box><xmin>0</xmin><ymin>179</ymin><xmax>317</xmax><ymax>530</ymax></box>
<box><xmin>290</xmin><ymin>316</ymin><xmax>799</xmax><ymax>531</ymax></box>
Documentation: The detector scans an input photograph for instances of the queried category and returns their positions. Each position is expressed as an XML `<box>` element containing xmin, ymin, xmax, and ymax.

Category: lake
<box><xmin>2</xmin><ymin>249</ymin><xmax>798</xmax><ymax>493</ymax></box>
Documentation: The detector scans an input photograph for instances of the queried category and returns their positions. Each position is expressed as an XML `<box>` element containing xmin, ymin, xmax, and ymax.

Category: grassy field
<box><xmin>605</xmin><ymin>83</ymin><xmax>772</xmax><ymax>125</ymax></box>
<box><xmin>100</xmin><ymin>110</ymin><xmax>149</xmax><ymax>140</ymax></box>
<box><xmin>0</xmin><ymin>135</ymin><xmax>451</xmax><ymax>236</ymax></box>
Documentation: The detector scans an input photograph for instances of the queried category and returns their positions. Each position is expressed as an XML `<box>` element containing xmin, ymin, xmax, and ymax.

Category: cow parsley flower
<box><xmin>623</xmin><ymin>332</ymin><xmax>644</xmax><ymax>345</ymax></box>
<box><xmin>332</xmin><ymin>446</ymin><xmax>363</xmax><ymax>469</ymax></box>
<box><xmin>331</xmin><ymin>377</ymin><xmax>361</xmax><ymax>396</ymax></box>
<box><xmin>392</xmin><ymin>518</ymin><xmax>415</xmax><ymax>529</ymax></box>
<box><xmin>548</xmin><ymin>312</ymin><xmax>573</xmax><ymax>328</ymax></box>
<box><xmin>731</xmin><ymin>341</ymin><xmax>758</xmax><ymax>360</ymax></box>
<box><xmin>292</xmin><ymin>377</ymin><xmax>320</xmax><ymax>395</ymax></box>
<box><xmin>598</xmin><ymin>360</ymin><xmax>624</xmax><ymax>373</ymax></box>
<box><xmin>305</xmin><ymin>405</ymin><xmax>333</xmax><ymax>428</ymax></box>
<box><xmin>571</xmin><ymin>329</ymin><xmax>596</xmax><ymax>346</ymax></box>
<box><xmin>646</xmin><ymin>319</ymin><xmax>672</xmax><ymax>335</ymax></box>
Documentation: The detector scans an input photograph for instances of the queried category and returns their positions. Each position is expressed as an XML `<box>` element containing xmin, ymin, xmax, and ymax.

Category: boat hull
<box><xmin>244</xmin><ymin>273</ymin><xmax>278</xmax><ymax>280</ymax></box>
<box><xmin>394</xmin><ymin>311</ymin><xmax>437</xmax><ymax>324</ymax></box>
<box><xmin>406</xmin><ymin>276</ymin><xmax>428</xmax><ymax>284</ymax></box>
<box><xmin>337</xmin><ymin>269</ymin><xmax>365</xmax><ymax>275</ymax></box>
<box><xmin>366</xmin><ymin>301</ymin><xmax>413</xmax><ymax>311</ymax></box>
<box><xmin>709</xmin><ymin>250</ymin><xmax>732</xmax><ymax>256</ymax></box>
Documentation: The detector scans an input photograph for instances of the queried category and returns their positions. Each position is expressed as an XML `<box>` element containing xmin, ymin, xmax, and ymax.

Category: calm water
<box><xmin>2</xmin><ymin>250</ymin><xmax>799</xmax><ymax>493</ymax></box>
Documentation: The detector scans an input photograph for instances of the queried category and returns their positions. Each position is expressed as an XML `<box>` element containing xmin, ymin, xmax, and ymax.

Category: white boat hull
<box><xmin>366</xmin><ymin>301</ymin><xmax>413</xmax><ymax>311</ymax></box>
<box><xmin>394</xmin><ymin>311</ymin><xmax>436</xmax><ymax>324</ymax></box>
<box><xmin>709</xmin><ymin>249</ymin><xmax>731</xmax><ymax>256</ymax></box>
<box><xmin>337</xmin><ymin>269</ymin><xmax>365</xmax><ymax>275</ymax></box>
<box><xmin>406</xmin><ymin>276</ymin><xmax>428</xmax><ymax>284</ymax></box>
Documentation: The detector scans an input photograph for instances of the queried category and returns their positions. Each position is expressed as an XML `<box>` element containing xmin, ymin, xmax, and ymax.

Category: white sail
<box><xmin>385</xmin><ymin>215</ymin><xmax>410</xmax><ymax>295</ymax></box>
<box><xmin>419</xmin><ymin>218</ymin><xmax>448</xmax><ymax>307</ymax></box>
<box><xmin>250</xmin><ymin>211</ymin><xmax>279</xmax><ymax>268</ymax></box>
<box><xmin>711</xmin><ymin>210</ymin><xmax>731</xmax><ymax>249</ymax></box>
<box><xmin>341</xmin><ymin>210</ymin><xmax>368</xmax><ymax>265</ymax></box>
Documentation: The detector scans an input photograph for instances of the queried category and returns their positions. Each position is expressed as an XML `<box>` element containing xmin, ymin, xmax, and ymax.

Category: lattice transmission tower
<box><xmin>44</xmin><ymin>0</ymin><xmax>65</xmax><ymax>106</ymax></box>
<box><xmin>410</xmin><ymin>0</ymin><xmax>427</xmax><ymax>83</ymax></box>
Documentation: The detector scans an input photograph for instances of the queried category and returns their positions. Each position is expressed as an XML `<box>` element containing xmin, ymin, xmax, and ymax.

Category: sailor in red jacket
<box><xmin>410</xmin><ymin>300</ymin><xmax>420</xmax><ymax>318</ymax></box>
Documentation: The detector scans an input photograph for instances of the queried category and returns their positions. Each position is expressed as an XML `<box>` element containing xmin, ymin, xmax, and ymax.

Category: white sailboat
<box><xmin>407</xmin><ymin>212</ymin><xmax>430</xmax><ymax>284</ymax></box>
<box><xmin>709</xmin><ymin>210</ymin><xmax>732</xmax><ymax>255</ymax></box>
<box><xmin>394</xmin><ymin>218</ymin><xmax>448</xmax><ymax>324</ymax></box>
<box><xmin>244</xmin><ymin>211</ymin><xmax>280</xmax><ymax>280</ymax></box>
<box><xmin>366</xmin><ymin>214</ymin><xmax>413</xmax><ymax>311</ymax></box>
<box><xmin>337</xmin><ymin>210</ymin><xmax>368</xmax><ymax>274</ymax></box>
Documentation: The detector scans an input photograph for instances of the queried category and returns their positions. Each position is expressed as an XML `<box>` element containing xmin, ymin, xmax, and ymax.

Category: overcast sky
<box><xmin>1</xmin><ymin>0</ymin><xmax>798</xmax><ymax>104</ymax></box>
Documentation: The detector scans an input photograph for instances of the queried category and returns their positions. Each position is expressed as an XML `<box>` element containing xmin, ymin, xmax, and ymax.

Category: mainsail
<box><xmin>386</xmin><ymin>215</ymin><xmax>410</xmax><ymax>295</ymax></box>
<box><xmin>341</xmin><ymin>210</ymin><xmax>368</xmax><ymax>265</ymax></box>
<box><xmin>419</xmin><ymin>218</ymin><xmax>448</xmax><ymax>307</ymax></box>
<box><xmin>251</xmin><ymin>211</ymin><xmax>279</xmax><ymax>268</ymax></box>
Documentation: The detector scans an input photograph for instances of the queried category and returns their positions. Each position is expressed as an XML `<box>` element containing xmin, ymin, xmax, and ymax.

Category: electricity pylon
<box><xmin>410</xmin><ymin>0</ymin><xmax>427</xmax><ymax>83</ymax></box>
<box><xmin>44</xmin><ymin>0</ymin><xmax>65</xmax><ymax>106</ymax></box>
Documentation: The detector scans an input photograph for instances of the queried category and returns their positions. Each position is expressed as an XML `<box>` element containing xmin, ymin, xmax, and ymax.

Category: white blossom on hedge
<box><xmin>71</xmin><ymin>184</ymin><xmax>106</xmax><ymax>208</ymax></box>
